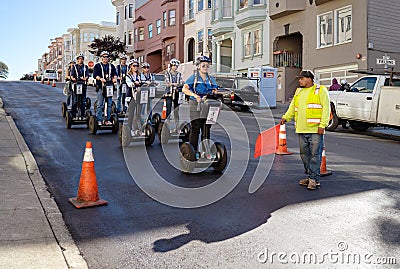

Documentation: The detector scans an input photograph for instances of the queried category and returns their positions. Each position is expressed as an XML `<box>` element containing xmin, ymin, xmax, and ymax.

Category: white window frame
<box><xmin>335</xmin><ymin>5</ymin><xmax>352</xmax><ymax>45</ymax></box>
<box><xmin>148</xmin><ymin>24</ymin><xmax>153</xmax><ymax>39</ymax></box>
<box><xmin>197</xmin><ymin>29</ymin><xmax>204</xmax><ymax>54</ymax></box>
<box><xmin>239</xmin><ymin>0</ymin><xmax>248</xmax><ymax>10</ymax></box>
<box><xmin>253</xmin><ymin>0</ymin><xmax>264</xmax><ymax>5</ymax></box>
<box><xmin>139</xmin><ymin>27</ymin><xmax>144</xmax><ymax>41</ymax></box>
<box><xmin>243</xmin><ymin>31</ymin><xmax>252</xmax><ymax>57</ymax></box>
<box><xmin>156</xmin><ymin>19</ymin><xmax>161</xmax><ymax>35</ymax></box>
<box><xmin>253</xmin><ymin>29</ymin><xmax>262</xmax><ymax>56</ymax></box>
<box><xmin>317</xmin><ymin>11</ymin><xmax>333</xmax><ymax>49</ymax></box>
<box><xmin>129</xmin><ymin>4</ymin><xmax>134</xmax><ymax>19</ymax></box>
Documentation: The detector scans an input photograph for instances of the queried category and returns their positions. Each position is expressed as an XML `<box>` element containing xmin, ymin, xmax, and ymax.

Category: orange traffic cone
<box><xmin>46</xmin><ymin>79</ymin><xmax>50</xmax><ymax>85</ymax></box>
<box><xmin>33</xmin><ymin>74</ymin><xmax>37</xmax><ymax>82</ymax></box>
<box><xmin>51</xmin><ymin>80</ymin><xmax>56</xmax><ymax>87</ymax></box>
<box><xmin>320</xmin><ymin>146</ymin><xmax>332</xmax><ymax>177</ymax></box>
<box><xmin>161</xmin><ymin>99</ymin><xmax>167</xmax><ymax>120</ymax></box>
<box><xmin>69</xmin><ymin>142</ymin><xmax>108</xmax><ymax>208</ymax></box>
<box><xmin>275</xmin><ymin>124</ymin><xmax>293</xmax><ymax>155</ymax></box>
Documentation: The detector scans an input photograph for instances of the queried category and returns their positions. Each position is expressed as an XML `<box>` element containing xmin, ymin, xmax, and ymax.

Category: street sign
<box><xmin>376</xmin><ymin>55</ymin><xmax>396</xmax><ymax>66</ymax></box>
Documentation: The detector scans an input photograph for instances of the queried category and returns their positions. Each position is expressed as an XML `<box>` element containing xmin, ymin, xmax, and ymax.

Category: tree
<box><xmin>88</xmin><ymin>35</ymin><xmax>127</xmax><ymax>61</ymax></box>
<box><xmin>0</xmin><ymin>61</ymin><xmax>9</xmax><ymax>79</ymax></box>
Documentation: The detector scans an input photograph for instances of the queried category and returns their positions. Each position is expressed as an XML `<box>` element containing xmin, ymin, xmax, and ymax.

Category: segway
<box><xmin>117</xmin><ymin>80</ymin><xmax>128</xmax><ymax>121</ymax></box>
<box><xmin>179</xmin><ymin>94</ymin><xmax>227</xmax><ymax>174</ymax></box>
<box><xmin>158</xmin><ymin>86</ymin><xmax>190</xmax><ymax>144</ymax></box>
<box><xmin>89</xmin><ymin>82</ymin><xmax>119</xmax><ymax>134</ymax></box>
<box><xmin>119</xmin><ymin>86</ymin><xmax>156</xmax><ymax>147</ymax></box>
<box><xmin>66</xmin><ymin>81</ymin><xmax>92</xmax><ymax>129</ymax></box>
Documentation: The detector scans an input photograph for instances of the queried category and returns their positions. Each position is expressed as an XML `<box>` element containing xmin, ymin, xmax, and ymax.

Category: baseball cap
<box><xmin>297</xmin><ymin>70</ymin><xmax>315</xmax><ymax>80</ymax></box>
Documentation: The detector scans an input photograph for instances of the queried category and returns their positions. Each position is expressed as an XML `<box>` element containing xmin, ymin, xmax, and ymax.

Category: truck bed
<box><xmin>377</xmin><ymin>86</ymin><xmax>400</xmax><ymax>126</ymax></box>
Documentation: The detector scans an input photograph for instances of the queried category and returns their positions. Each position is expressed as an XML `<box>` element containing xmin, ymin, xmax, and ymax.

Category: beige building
<box><xmin>269</xmin><ymin>0</ymin><xmax>400</xmax><ymax>102</ymax></box>
<box><xmin>211</xmin><ymin>0</ymin><xmax>270</xmax><ymax>74</ymax></box>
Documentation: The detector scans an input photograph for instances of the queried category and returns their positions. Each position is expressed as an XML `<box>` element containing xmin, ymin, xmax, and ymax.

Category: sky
<box><xmin>0</xmin><ymin>0</ymin><xmax>116</xmax><ymax>80</ymax></box>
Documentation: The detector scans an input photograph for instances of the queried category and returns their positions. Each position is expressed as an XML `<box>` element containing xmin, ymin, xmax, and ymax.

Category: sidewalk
<box><xmin>0</xmin><ymin>98</ymin><xmax>87</xmax><ymax>269</ymax></box>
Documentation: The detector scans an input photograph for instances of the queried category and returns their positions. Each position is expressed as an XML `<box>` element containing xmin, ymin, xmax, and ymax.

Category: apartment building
<box><xmin>47</xmin><ymin>37</ymin><xmax>64</xmax><ymax>81</ymax></box>
<box><xmin>112</xmin><ymin>0</ymin><xmax>147</xmax><ymax>58</ymax></box>
<box><xmin>132</xmin><ymin>0</ymin><xmax>185</xmax><ymax>72</ymax></box>
<box><xmin>211</xmin><ymin>0</ymin><xmax>270</xmax><ymax>73</ymax></box>
<box><xmin>269</xmin><ymin>0</ymin><xmax>400</xmax><ymax>102</ymax></box>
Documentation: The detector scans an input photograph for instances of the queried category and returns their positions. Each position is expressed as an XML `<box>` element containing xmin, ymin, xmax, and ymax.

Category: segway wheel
<box><xmin>111</xmin><ymin>114</ymin><xmax>119</xmax><ymax>134</ymax></box>
<box><xmin>111</xmin><ymin>101</ymin><xmax>117</xmax><ymax>114</ymax></box>
<box><xmin>66</xmin><ymin>111</ymin><xmax>72</xmax><ymax>129</ymax></box>
<box><xmin>152</xmin><ymin>113</ymin><xmax>161</xmax><ymax>130</ymax></box>
<box><xmin>212</xmin><ymin>142</ymin><xmax>227</xmax><ymax>173</ymax></box>
<box><xmin>86</xmin><ymin>97</ymin><xmax>91</xmax><ymax>110</ymax></box>
<box><xmin>89</xmin><ymin>115</ymin><xmax>97</xmax><ymax>134</ymax></box>
<box><xmin>93</xmin><ymin>100</ymin><xmax>98</xmax><ymax>114</ymax></box>
<box><xmin>179</xmin><ymin>122</ymin><xmax>191</xmax><ymax>143</ymax></box>
<box><xmin>119</xmin><ymin>123</ymin><xmax>131</xmax><ymax>147</ymax></box>
<box><xmin>180</xmin><ymin>142</ymin><xmax>196</xmax><ymax>174</ymax></box>
<box><xmin>159</xmin><ymin>122</ymin><xmax>171</xmax><ymax>144</ymax></box>
<box><xmin>61</xmin><ymin>102</ymin><xmax>67</xmax><ymax>118</ymax></box>
<box><xmin>85</xmin><ymin>111</ymin><xmax>92</xmax><ymax>128</ymax></box>
<box><xmin>144</xmin><ymin>123</ymin><xmax>155</xmax><ymax>146</ymax></box>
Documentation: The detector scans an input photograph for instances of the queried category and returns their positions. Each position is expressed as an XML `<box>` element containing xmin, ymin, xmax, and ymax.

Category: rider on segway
<box><xmin>70</xmin><ymin>53</ymin><xmax>89</xmax><ymax>120</ymax></box>
<box><xmin>140</xmin><ymin>62</ymin><xmax>155</xmax><ymax>123</ymax></box>
<box><xmin>164</xmin><ymin>58</ymin><xmax>184</xmax><ymax>132</ymax></box>
<box><xmin>93</xmin><ymin>51</ymin><xmax>117</xmax><ymax>126</ymax></box>
<box><xmin>182</xmin><ymin>56</ymin><xmax>219</xmax><ymax>159</ymax></box>
<box><xmin>116</xmin><ymin>54</ymin><xmax>128</xmax><ymax>114</ymax></box>
<box><xmin>125</xmin><ymin>59</ymin><xmax>143</xmax><ymax>135</ymax></box>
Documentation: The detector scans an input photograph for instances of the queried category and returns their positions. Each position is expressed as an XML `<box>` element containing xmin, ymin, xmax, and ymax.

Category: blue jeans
<box><xmin>116</xmin><ymin>83</ymin><xmax>126</xmax><ymax>112</ymax></box>
<box><xmin>71</xmin><ymin>84</ymin><xmax>86</xmax><ymax>117</ymax></box>
<box><xmin>96</xmin><ymin>90</ymin><xmax>112</xmax><ymax>121</ymax></box>
<box><xmin>298</xmin><ymin>134</ymin><xmax>324</xmax><ymax>182</ymax></box>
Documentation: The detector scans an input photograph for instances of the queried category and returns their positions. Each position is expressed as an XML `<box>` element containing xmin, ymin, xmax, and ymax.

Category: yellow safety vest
<box><xmin>294</xmin><ymin>85</ymin><xmax>323</xmax><ymax>127</ymax></box>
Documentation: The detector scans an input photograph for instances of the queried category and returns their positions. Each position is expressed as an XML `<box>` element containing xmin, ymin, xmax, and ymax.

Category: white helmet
<box><xmin>76</xmin><ymin>52</ymin><xmax>85</xmax><ymax>60</ymax></box>
<box><xmin>119</xmin><ymin>54</ymin><xmax>128</xmax><ymax>60</ymax></box>
<box><xmin>169</xmin><ymin>58</ymin><xmax>180</xmax><ymax>66</ymax></box>
<box><xmin>141</xmin><ymin>62</ymin><xmax>150</xmax><ymax>68</ymax></box>
<box><xmin>100</xmin><ymin>51</ymin><xmax>109</xmax><ymax>57</ymax></box>
<box><xmin>129</xmin><ymin>59</ymin><xmax>139</xmax><ymax>66</ymax></box>
<box><xmin>340</xmin><ymin>79</ymin><xmax>347</xmax><ymax>85</ymax></box>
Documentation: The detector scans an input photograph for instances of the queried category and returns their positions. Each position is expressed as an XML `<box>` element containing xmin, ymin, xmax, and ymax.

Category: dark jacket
<box><xmin>329</xmin><ymin>78</ymin><xmax>341</xmax><ymax>91</ymax></box>
<box><xmin>93</xmin><ymin>62</ymin><xmax>117</xmax><ymax>89</ymax></box>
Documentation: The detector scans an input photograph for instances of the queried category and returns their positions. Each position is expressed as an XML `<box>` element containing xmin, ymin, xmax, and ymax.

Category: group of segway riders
<box><xmin>62</xmin><ymin>52</ymin><xmax>227</xmax><ymax>173</ymax></box>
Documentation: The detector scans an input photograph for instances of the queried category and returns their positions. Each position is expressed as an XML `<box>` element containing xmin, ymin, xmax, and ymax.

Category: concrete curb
<box><xmin>1</xmin><ymin>98</ymin><xmax>88</xmax><ymax>269</ymax></box>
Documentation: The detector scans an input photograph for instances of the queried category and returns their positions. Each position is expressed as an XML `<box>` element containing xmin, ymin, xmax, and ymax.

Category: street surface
<box><xmin>0</xmin><ymin>81</ymin><xmax>399</xmax><ymax>268</ymax></box>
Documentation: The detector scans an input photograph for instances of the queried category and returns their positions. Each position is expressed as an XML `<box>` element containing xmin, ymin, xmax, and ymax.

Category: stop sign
<box><xmin>88</xmin><ymin>61</ymin><xmax>94</xmax><ymax>68</ymax></box>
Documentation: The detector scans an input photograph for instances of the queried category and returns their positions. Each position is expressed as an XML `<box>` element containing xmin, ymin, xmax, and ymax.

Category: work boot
<box><xmin>307</xmin><ymin>179</ymin><xmax>317</xmax><ymax>190</ymax></box>
<box><xmin>299</xmin><ymin>178</ymin><xmax>309</xmax><ymax>186</ymax></box>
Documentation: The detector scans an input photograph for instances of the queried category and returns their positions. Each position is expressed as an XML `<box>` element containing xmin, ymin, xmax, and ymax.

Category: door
<box><xmin>335</xmin><ymin>76</ymin><xmax>377</xmax><ymax>121</ymax></box>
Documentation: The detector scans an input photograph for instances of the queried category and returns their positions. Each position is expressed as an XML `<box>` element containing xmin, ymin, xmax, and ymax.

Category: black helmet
<box><xmin>195</xmin><ymin>56</ymin><xmax>211</xmax><ymax>66</ymax></box>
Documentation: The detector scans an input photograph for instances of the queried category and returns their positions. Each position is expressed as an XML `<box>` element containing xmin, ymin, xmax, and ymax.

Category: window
<box><xmin>189</xmin><ymin>0</ymin><xmax>194</xmax><ymax>19</ymax></box>
<box><xmin>350</xmin><ymin>77</ymin><xmax>377</xmax><ymax>93</ymax></box>
<box><xmin>318</xmin><ymin>12</ymin><xmax>333</xmax><ymax>48</ymax></box>
<box><xmin>336</xmin><ymin>6</ymin><xmax>352</xmax><ymax>44</ymax></box>
<box><xmin>198</xmin><ymin>0</ymin><xmax>203</xmax><ymax>12</ymax></box>
<box><xmin>148</xmin><ymin>24</ymin><xmax>153</xmax><ymax>39</ymax></box>
<box><xmin>165</xmin><ymin>45</ymin><xmax>171</xmax><ymax>60</ymax></box>
<box><xmin>254</xmin><ymin>29</ymin><xmax>261</xmax><ymax>55</ymax></box>
<box><xmin>134</xmin><ymin>28</ymin><xmax>138</xmax><ymax>42</ymax></box>
<box><xmin>169</xmin><ymin>10</ymin><xmax>176</xmax><ymax>26</ymax></box>
<box><xmin>156</xmin><ymin>19</ymin><xmax>161</xmax><ymax>34</ymax></box>
<box><xmin>222</xmin><ymin>0</ymin><xmax>232</xmax><ymax>18</ymax></box>
<box><xmin>129</xmin><ymin>4</ymin><xmax>134</xmax><ymax>19</ymax></box>
<box><xmin>208</xmin><ymin>0</ymin><xmax>212</xmax><ymax>8</ymax></box>
<box><xmin>253</xmin><ymin>0</ymin><xmax>263</xmax><ymax>4</ymax></box>
<box><xmin>170</xmin><ymin>43</ymin><xmax>175</xmax><ymax>59</ymax></box>
<box><xmin>213</xmin><ymin>0</ymin><xmax>220</xmax><ymax>19</ymax></box>
<box><xmin>207</xmin><ymin>29</ymin><xmax>212</xmax><ymax>52</ymax></box>
<box><xmin>90</xmin><ymin>33</ymin><xmax>95</xmax><ymax>42</ymax></box>
<box><xmin>124</xmin><ymin>5</ymin><xmax>127</xmax><ymax>20</ymax></box>
<box><xmin>197</xmin><ymin>30</ymin><xmax>204</xmax><ymax>53</ymax></box>
<box><xmin>128</xmin><ymin>31</ymin><xmax>133</xmax><ymax>45</ymax></box>
<box><xmin>239</xmin><ymin>0</ymin><xmax>248</xmax><ymax>9</ymax></box>
<box><xmin>163</xmin><ymin>11</ymin><xmax>167</xmax><ymax>27</ymax></box>
<box><xmin>83</xmin><ymin>33</ymin><xmax>89</xmax><ymax>43</ymax></box>
<box><xmin>244</xmin><ymin>32</ymin><xmax>251</xmax><ymax>57</ymax></box>
<box><xmin>139</xmin><ymin>27</ymin><xmax>144</xmax><ymax>41</ymax></box>
<box><xmin>116</xmin><ymin>12</ymin><xmax>120</xmax><ymax>25</ymax></box>
<box><xmin>124</xmin><ymin>32</ymin><xmax>127</xmax><ymax>44</ymax></box>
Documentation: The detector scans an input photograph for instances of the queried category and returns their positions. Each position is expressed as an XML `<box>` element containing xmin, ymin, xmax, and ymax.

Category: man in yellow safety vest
<box><xmin>280</xmin><ymin>70</ymin><xmax>330</xmax><ymax>190</ymax></box>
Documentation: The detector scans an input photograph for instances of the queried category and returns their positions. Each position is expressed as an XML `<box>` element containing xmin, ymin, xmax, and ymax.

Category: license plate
<box><xmin>149</xmin><ymin>87</ymin><xmax>156</xmax><ymax>98</ymax></box>
<box><xmin>76</xmin><ymin>84</ymin><xmax>83</xmax><ymax>95</ymax></box>
<box><xmin>178</xmin><ymin>92</ymin><xmax>186</xmax><ymax>104</ymax></box>
<box><xmin>140</xmin><ymin>90</ymin><xmax>149</xmax><ymax>104</ymax></box>
<box><xmin>122</xmin><ymin>84</ymin><xmax>127</xmax><ymax>94</ymax></box>
<box><xmin>106</xmin><ymin>86</ymin><xmax>113</xmax><ymax>97</ymax></box>
<box><xmin>206</xmin><ymin>107</ymin><xmax>220</xmax><ymax>125</ymax></box>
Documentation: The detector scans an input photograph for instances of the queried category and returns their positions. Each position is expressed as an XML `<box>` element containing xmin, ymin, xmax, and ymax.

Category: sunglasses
<box><xmin>132</xmin><ymin>65</ymin><xmax>139</xmax><ymax>67</ymax></box>
<box><xmin>102</xmin><ymin>56</ymin><xmax>109</xmax><ymax>58</ymax></box>
<box><xmin>142</xmin><ymin>66</ymin><xmax>149</xmax><ymax>69</ymax></box>
<box><xmin>201</xmin><ymin>64</ymin><xmax>210</xmax><ymax>68</ymax></box>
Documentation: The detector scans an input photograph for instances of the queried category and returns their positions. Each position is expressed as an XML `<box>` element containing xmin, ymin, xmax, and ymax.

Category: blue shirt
<box><xmin>185</xmin><ymin>73</ymin><xmax>218</xmax><ymax>99</ymax></box>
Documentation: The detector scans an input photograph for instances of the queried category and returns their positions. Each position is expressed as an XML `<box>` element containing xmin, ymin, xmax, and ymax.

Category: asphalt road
<box><xmin>1</xmin><ymin>81</ymin><xmax>399</xmax><ymax>269</ymax></box>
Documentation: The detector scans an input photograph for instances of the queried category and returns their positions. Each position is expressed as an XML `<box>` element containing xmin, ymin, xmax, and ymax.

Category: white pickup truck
<box><xmin>327</xmin><ymin>72</ymin><xmax>400</xmax><ymax>132</ymax></box>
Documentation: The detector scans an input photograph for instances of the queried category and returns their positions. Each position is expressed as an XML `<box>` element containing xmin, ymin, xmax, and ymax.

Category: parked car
<box><xmin>153</xmin><ymin>73</ymin><xmax>167</xmax><ymax>97</ymax></box>
<box><xmin>42</xmin><ymin>69</ymin><xmax>57</xmax><ymax>81</ymax></box>
<box><xmin>214</xmin><ymin>74</ymin><xmax>260</xmax><ymax>111</ymax></box>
